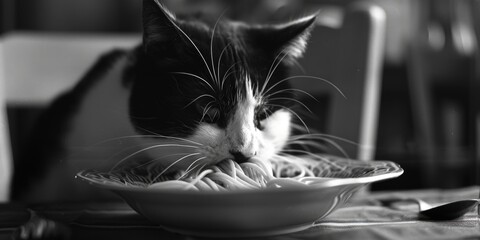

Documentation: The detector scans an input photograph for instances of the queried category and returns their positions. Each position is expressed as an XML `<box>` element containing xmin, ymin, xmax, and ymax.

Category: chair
<box><xmin>290</xmin><ymin>2</ymin><xmax>386</xmax><ymax>161</ymax></box>
<box><xmin>0</xmin><ymin>33</ymin><xmax>139</xmax><ymax>201</ymax></box>
<box><xmin>0</xmin><ymin>43</ymin><xmax>12</xmax><ymax>202</ymax></box>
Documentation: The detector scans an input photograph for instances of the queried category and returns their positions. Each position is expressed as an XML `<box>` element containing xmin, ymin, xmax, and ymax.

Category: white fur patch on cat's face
<box><xmin>144</xmin><ymin>80</ymin><xmax>291</xmax><ymax>170</ymax></box>
<box><xmin>190</xmin><ymin>81</ymin><xmax>291</xmax><ymax>165</ymax></box>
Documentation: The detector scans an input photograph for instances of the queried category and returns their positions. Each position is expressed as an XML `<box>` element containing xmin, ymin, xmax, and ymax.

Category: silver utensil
<box><xmin>380</xmin><ymin>198</ymin><xmax>479</xmax><ymax>220</ymax></box>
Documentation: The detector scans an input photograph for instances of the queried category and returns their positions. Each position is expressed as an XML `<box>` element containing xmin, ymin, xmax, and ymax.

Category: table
<box><xmin>1</xmin><ymin>186</ymin><xmax>479</xmax><ymax>240</ymax></box>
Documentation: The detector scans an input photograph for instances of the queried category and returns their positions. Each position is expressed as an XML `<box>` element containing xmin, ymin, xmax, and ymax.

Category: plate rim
<box><xmin>75</xmin><ymin>160</ymin><xmax>403</xmax><ymax>196</ymax></box>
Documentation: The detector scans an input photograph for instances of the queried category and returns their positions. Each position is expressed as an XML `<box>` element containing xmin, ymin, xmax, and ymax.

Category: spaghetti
<box><xmin>148</xmin><ymin>155</ymin><xmax>327</xmax><ymax>191</ymax></box>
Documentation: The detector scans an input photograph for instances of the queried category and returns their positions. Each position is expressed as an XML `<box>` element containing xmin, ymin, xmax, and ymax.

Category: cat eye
<box><xmin>203</xmin><ymin>107</ymin><xmax>220</xmax><ymax>123</ymax></box>
<box><xmin>254</xmin><ymin>106</ymin><xmax>270</xmax><ymax>130</ymax></box>
<box><xmin>254</xmin><ymin>117</ymin><xmax>264</xmax><ymax>130</ymax></box>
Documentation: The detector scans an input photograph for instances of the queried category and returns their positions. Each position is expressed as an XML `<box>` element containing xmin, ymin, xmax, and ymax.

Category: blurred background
<box><xmin>1</xmin><ymin>0</ymin><xmax>480</xmax><ymax>192</ymax></box>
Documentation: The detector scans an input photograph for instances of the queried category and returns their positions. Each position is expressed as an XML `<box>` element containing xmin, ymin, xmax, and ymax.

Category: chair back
<box><xmin>0</xmin><ymin>41</ymin><xmax>12</xmax><ymax>202</ymax></box>
<box><xmin>0</xmin><ymin>33</ymin><xmax>139</xmax><ymax>201</ymax></box>
<box><xmin>291</xmin><ymin>2</ymin><xmax>386</xmax><ymax>161</ymax></box>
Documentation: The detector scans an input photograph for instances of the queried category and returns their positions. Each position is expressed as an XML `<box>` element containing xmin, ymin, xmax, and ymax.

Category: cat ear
<box><xmin>248</xmin><ymin>15</ymin><xmax>317</xmax><ymax>65</ymax></box>
<box><xmin>142</xmin><ymin>0</ymin><xmax>179</xmax><ymax>54</ymax></box>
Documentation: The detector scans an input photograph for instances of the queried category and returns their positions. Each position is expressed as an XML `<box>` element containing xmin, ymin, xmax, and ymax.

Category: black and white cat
<box><xmin>12</xmin><ymin>0</ymin><xmax>317</xmax><ymax>203</ymax></box>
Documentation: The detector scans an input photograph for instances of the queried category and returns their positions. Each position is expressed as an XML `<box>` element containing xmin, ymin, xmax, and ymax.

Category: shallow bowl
<box><xmin>76</xmin><ymin>155</ymin><xmax>403</xmax><ymax>237</ymax></box>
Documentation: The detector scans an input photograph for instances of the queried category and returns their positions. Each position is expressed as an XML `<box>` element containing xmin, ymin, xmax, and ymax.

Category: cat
<box><xmin>11</xmin><ymin>0</ymin><xmax>317</xmax><ymax>203</ymax></box>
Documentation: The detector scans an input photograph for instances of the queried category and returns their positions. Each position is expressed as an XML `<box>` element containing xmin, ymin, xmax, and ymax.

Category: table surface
<box><xmin>1</xmin><ymin>186</ymin><xmax>479</xmax><ymax>240</ymax></box>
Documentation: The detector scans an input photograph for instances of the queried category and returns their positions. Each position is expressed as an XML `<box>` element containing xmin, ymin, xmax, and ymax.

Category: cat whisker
<box><xmin>200</xmin><ymin>101</ymin><xmax>215</xmax><ymax>122</ymax></box>
<box><xmin>281</xmin><ymin>149</ymin><xmax>341</xmax><ymax>161</ymax></box>
<box><xmin>134</xmin><ymin>126</ymin><xmax>159</xmax><ymax>136</ymax></box>
<box><xmin>178</xmin><ymin>156</ymin><xmax>207</xmax><ymax>179</ymax></box>
<box><xmin>75</xmin><ymin>135</ymin><xmax>204</xmax><ymax>169</ymax></box>
<box><xmin>110</xmin><ymin>144</ymin><xmax>200</xmax><ymax>171</ymax></box>
<box><xmin>104</xmin><ymin>142</ymin><xmax>163</xmax><ymax>167</ymax></box>
<box><xmin>287</xmin><ymin>140</ymin><xmax>322</xmax><ymax>153</ymax></box>
<box><xmin>171</xmin><ymin>72</ymin><xmax>216</xmax><ymax>92</ymax></box>
<box><xmin>217</xmin><ymin>42</ymin><xmax>233</xmax><ymax>89</ymax></box>
<box><xmin>266</xmin><ymin>51</ymin><xmax>289</xmax><ymax>83</ymax></box>
<box><xmin>133</xmin><ymin>126</ymin><xmax>205</xmax><ymax>146</ymax></box>
<box><xmin>289</xmin><ymin>133</ymin><xmax>359</xmax><ymax>146</ymax></box>
<box><xmin>266</xmin><ymin>49</ymin><xmax>287</xmax><ymax>80</ymax></box>
<box><xmin>275</xmin><ymin>152</ymin><xmax>331</xmax><ymax>177</ymax></box>
<box><xmin>263</xmin><ymin>75</ymin><xmax>346</xmax><ymax>99</ymax></box>
<box><xmin>184</xmin><ymin>94</ymin><xmax>216</xmax><ymax>109</ymax></box>
<box><xmin>181</xmin><ymin>123</ymin><xmax>201</xmax><ymax>133</ymax></box>
<box><xmin>259</xmin><ymin>50</ymin><xmax>289</xmax><ymax>96</ymax></box>
<box><xmin>262</xmin><ymin>50</ymin><xmax>288</xmax><ymax>91</ymax></box>
<box><xmin>210</xmin><ymin>8</ymin><xmax>230</xmax><ymax>85</ymax></box>
<box><xmin>264</xmin><ymin>88</ymin><xmax>319</xmax><ymax>103</ymax></box>
<box><xmin>268</xmin><ymin>97</ymin><xmax>313</xmax><ymax>113</ymax></box>
<box><xmin>290</xmin><ymin>123</ymin><xmax>312</xmax><ymax>134</ymax></box>
<box><xmin>193</xmin><ymin>162</ymin><xmax>209</xmax><ymax>178</ymax></box>
<box><xmin>270</xmin><ymin>153</ymin><xmax>317</xmax><ymax>177</ymax></box>
<box><xmin>134</xmin><ymin>126</ymin><xmax>164</xmax><ymax>138</ymax></box>
<box><xmin>262</xmin><ymin>107</ymin><xmax>273</xmax><ymax>120</ymax></box>
<box><xmin>287</xmin><ymin>139</ymin><xmax>325</xmax><ymax>150</ymax></box>
<box><xmin>287</xmin><ymin>137</ymin><xmax>350</xmax><ymax>159</ymax></box>
<box><xmin>154</xmin><ymin>0</ymin><xmax>216</xmax><ymax>83</ymax></box>
<box><xmin>221</xmin><ymin>61</ymin><xmax>239</xmax><ymax>90</ymax></box>
<box><xmin>81</xmin><ymin>134</ymin><xmax>201</xmax><ymax>150</ymax></box>
<box><xmin>212</xmin><ymin>108</ymin><xmax>219</xmax><ymax>120</ymax></box>
<box><xmin>131</xmin><ymin>152</ymin><xmax>192</xmax><ymax>170</ymax></box>
<box><xmin>267</xmin><ymin>103</ymin><xmax>310</xmax><ymax>133</ymax></box>
<box><xmin>150</xmin><ymin>152</ymin><xmax>202</xmax><ymax>183</ymax></box>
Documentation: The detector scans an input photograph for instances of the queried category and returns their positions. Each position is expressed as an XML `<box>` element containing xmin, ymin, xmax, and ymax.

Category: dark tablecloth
<box><xmin>1</xmin><ymin>186</ymin><xmax>479</xmax><ymax>240</ymax></box>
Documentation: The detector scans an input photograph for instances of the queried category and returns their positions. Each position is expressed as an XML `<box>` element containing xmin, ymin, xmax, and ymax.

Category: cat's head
<box><xmin>129</xmin><ymin>0</ymin><xmax>316</xmax><ymax>171</ymax></box>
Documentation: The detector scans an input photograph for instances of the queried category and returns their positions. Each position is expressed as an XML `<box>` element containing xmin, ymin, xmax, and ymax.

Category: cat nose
<box><xmin>229</xmin><ymin>150</ymin><xmax>253</xmax><ymax>163</ymax></box>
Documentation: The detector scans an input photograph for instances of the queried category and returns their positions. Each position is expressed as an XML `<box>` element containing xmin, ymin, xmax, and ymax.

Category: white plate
<box><xmin>76</xmin><ymin>155</ymin><xmax>403</xmax><ymax>237</ymax></box>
